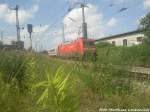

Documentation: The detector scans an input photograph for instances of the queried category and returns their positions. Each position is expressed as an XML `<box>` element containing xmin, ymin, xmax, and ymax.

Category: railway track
<box><xmin>98</xmin><ymin>65</ymin><xmax>150</xmax><ymax>80</ymax></box>
<box><xmin>108</xmin><ymin>65</ymin><xmax>150</xmax><ymax>75</ymax></box>
<box><xmin>50</xmin><ymin>57</ymin><xmax>150</xmax><ymax>80</ymax></box>
<box><xmin>128</xmin><ymin>67</ymin><xmax>150</xmax><ymax>80</ymax></box>
<box><xmin>130</xmin><ymin>67</ymin><xmax>150</xmax><ymax>75</ymax></box>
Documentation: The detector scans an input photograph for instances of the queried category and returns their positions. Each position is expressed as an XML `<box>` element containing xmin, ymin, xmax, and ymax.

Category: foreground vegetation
<box><xmin>0</xmin><ymin>49</ymin><xmax>150</xmax><ymax>112</ymax></box>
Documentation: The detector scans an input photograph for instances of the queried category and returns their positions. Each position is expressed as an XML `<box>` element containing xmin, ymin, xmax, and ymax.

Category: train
<box><xmin>48</xmin><ymin>37</ymin><xmax>97</xmax><ymax>61</ymax></box>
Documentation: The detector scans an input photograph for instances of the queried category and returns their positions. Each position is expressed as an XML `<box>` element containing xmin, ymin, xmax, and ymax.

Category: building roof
<box><xmin>96</xmin><ymin>30</ymin><xmax>144</xmax><ymax>42</ymax></box>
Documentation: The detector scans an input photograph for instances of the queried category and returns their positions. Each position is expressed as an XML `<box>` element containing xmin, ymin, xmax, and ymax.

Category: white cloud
<box><xmin>144</xmin><ymin>0</ymin><xmax>150</xmax><ymax>9</ymax></box>
<box><xmin>0</xmin><ymin>4</ymin><xmax>39</xmax><ymax>24</ymax></box>
<box><xmin>107</xmin><ymin>18</ymin><xmax>117</xmax><ymax>27</ymax></box>
<box><xmin>0</xmin><ymin>4</ymin><xmax>9</xmax><ymax>18</ymax></box>
<box><xmin>63</xmin><ymin>4</ymin><xmax>104</xmax><ymax>40</ymax></box>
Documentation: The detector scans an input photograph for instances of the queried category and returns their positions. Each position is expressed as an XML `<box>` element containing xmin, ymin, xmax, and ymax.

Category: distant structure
<box><xmin>0</xmin><ymin>40</ymin><xmax>24</xmax><ymax>50</ymax></box>
<box><xmin>96</xmin><ymin>30</ymin><xmax>145</xmax><ymax>46</ymax></box>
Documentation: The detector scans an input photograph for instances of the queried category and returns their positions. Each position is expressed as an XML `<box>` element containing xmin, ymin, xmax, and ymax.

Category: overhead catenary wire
<box><xmin>101</xmin><ymin>0</ymin><xmax>142</xmax><ymax>20</ymax></box>
<box><xmin>46</xmin><ymin>2</ymin><xmax>69</xmax><ymax>31</ymax></box>
<box><xmin>87</xmin><ymin>0</ymin><xmax>142</xmax><ymax>18</ymax></box>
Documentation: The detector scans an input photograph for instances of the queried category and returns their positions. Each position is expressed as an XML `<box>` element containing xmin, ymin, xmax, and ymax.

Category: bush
<box><xmin>96</xmin><ymin>43</ymin><xmax>150</xmax><ymax>66</ymax></box>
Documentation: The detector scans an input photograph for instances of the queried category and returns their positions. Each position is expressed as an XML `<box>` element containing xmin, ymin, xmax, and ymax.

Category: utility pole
<box><xmin>68</xmin><ymin>0</ymin><xmax>88</xmax><ymax>39</ymax></box>
<box><xmin>9</xmin><ymin>5</ymin><xmax>25</xmax><ymax>49</ymax></box>
<box><xmin>14</xmin><ymin>5</ymin><xmax>20</xmax><ymax>42</ymax></box>
<box><xmin>81</xmin><ymin>3</ymin><xmax>88</xmax><ymax>39</ymax></box>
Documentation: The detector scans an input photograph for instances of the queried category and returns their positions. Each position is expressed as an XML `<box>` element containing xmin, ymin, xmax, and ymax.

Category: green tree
<box><xmin>140</xmin><ymin>12</ymin><xmax>150</xmax><ymax>43</ymax></box>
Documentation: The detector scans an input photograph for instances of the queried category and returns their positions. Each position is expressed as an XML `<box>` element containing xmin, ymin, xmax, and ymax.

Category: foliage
<box><xmin>0</xmin><ymin>50</ymin><xmax>149</xmax><ymax>112</ymax></box>
<box><xmin>140</xmin><ymin>12</ymin><xmax>150</xmax><ymax>43</ymax></box>
<box><xmin>0</xmin><ymin>51</ymin><xmax>37</xmax><ymax>112</ymax></box>
<box><xmin>96</xmin><ymin>43</ymin><xmax>150</xmax><ymax>66</ymax></box>
<box><xmin>0</xmin><ymin>51</ymin><xmax>36</xmax><ymax>93</ymax></box>
<box><xmin>34</xmin><ymin>66</ymin><xmax>79</xmax><ymax>112</ymax></box>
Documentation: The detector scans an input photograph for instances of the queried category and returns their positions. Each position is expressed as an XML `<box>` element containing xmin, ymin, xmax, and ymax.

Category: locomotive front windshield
<box><xmin>84</xmin><ymin>41</ymin><xmax>95</xmax><ymax>47</ymax></box>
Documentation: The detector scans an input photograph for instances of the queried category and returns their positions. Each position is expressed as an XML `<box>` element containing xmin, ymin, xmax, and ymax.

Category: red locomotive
<box><xmin>48</xmin><ymin>38</ymin><xmax>97</xmax><ymax>60</ymax></box>
<box><xmin>48</xmin><ymin>2</ymin><xmax>97</xmax><ymax>60</ymax></box>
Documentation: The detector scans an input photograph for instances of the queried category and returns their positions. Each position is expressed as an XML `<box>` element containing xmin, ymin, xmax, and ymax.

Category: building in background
<box><xmin>0</xmin><ymin>40</ymin><xmax>24</xmax><ymax>50</ymax></box>
<box><xmin>96</xmin><ymin>30</ymin><xmax>145</xmax><ymax>46</ymax></box>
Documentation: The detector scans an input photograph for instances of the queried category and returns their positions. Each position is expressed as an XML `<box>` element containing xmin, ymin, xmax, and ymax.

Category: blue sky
<box><xmin>0</xmin><ymin>0</ymin><xmax>150</xmax><ymax>50</ymax></box>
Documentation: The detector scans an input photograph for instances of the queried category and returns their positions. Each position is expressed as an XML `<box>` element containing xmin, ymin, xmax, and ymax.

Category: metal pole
<box><xmin>81</xmin><ymin>4</ymin><xmax>88</xmax><ymax>39</ymax></box>
<box><xmin>81</xmin><ymin>4</ymin><xmax>85</xmax><ymax>24</ymax></box>
<box><xmin>15</xmin><ymin>5</ymin><xmax>20</xmax><ymax>42</ymax></box>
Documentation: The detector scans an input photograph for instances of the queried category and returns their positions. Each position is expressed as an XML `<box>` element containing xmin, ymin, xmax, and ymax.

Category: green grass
<box><xmin>0</xmin><ymin>50</ymin><xmax>150</xmax><ymax>112</ymax></box>
<box><xmin>96</xmin><ymin>42</ymin><xmax>150</xmax><ymax>66</ymax></box>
